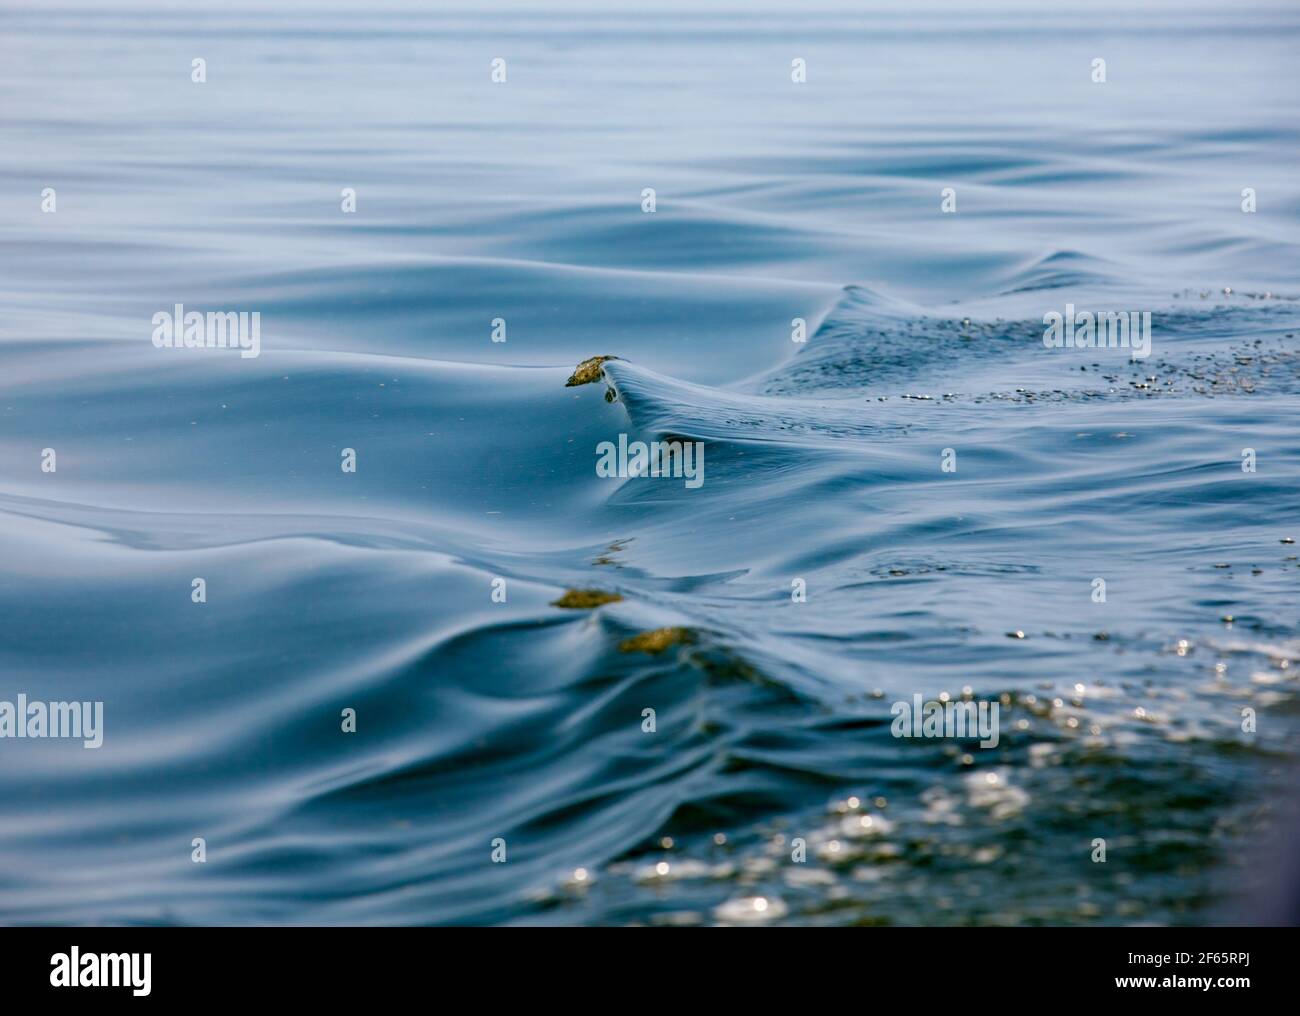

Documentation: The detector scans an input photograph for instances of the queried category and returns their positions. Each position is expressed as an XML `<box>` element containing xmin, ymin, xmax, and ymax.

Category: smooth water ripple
<box><xmin>1</xmin><ymin>3</ymin><xmax>1298</xmax><ymax>926</ymax></box>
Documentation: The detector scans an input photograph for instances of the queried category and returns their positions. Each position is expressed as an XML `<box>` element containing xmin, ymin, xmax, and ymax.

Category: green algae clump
<box><xmin>618</xmin><ymin>627</ymin><xmax>696</xmax><ymax>654</ymax></box>
<box><xmin>551</xmin><ymin>589</ymin><xmax>624</xmax><ymax>609</ymax></box>
<box><xmin>565</xmin><ymin>355</ymin><xmax>619</xmax><ymax>387</ymax></box>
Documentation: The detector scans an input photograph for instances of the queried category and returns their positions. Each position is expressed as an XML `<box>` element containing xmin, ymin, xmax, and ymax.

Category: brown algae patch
<box><xmin>619</xmin><ymin>627</ymin><xmax>696</xmax><ymax>654</ymax></box>
<box><xmin>551</xmin><ymin>589</ymin><xmax>624</xmax><ymax>609</ymax></box>
<box><xmin>594</xmin><ymin>538</ymin><xmax>632</xmax><ymax>568</ymax></box>
<box><xmin>565</xmin><ymin>355</ymin><xmax>619</xmax><ymax>387</ymax></box>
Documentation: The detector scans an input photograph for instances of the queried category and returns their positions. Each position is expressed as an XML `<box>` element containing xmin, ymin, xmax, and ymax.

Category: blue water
<box><xmin>2</xmin><ymin>3</ymin><xmax>1298</xmax><ymax>925</ymax></box>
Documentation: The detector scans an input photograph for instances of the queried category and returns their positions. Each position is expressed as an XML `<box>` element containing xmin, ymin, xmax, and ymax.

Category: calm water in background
<box><xmin>1</xmin><ymin>3</ymin><xmax>1298</xmax><ymax>925</ymax></box>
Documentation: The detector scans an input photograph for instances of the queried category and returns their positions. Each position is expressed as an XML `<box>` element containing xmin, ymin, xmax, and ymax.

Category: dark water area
<box><xmin>1</xmin><ymin>3</ymin><xmax>1298</xmax><ymax>925</ymax></box>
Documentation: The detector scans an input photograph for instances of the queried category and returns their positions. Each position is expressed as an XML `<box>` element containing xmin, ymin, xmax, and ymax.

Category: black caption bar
<box><xmin>0</xmin><ymin>926</ymin><xmax>1286</xmax><ymax>1004</ymax></box>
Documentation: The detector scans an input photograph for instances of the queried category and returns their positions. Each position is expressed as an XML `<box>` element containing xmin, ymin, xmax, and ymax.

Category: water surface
<box><xmin>1</xmin><ymin>2</ymin><xmax>1298</xmax><ymax>925</ymax></box>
